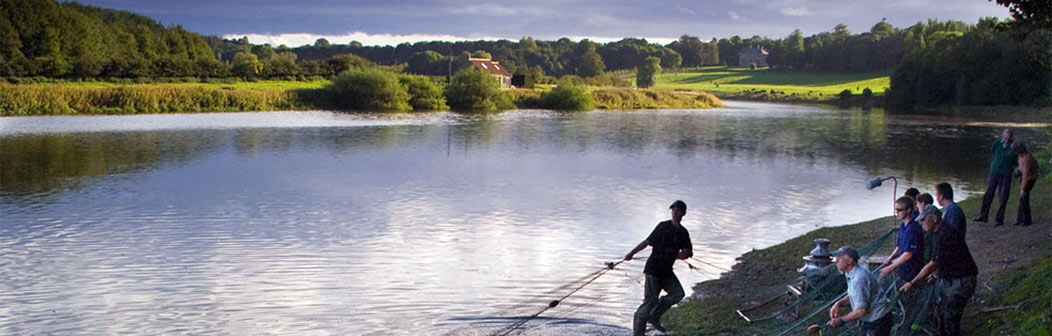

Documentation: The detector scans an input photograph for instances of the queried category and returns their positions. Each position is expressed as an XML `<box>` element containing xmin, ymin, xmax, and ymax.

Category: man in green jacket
<box><xmin>975</xmin><ymin>128</ymin><xmax>1017</xmax><ymax>226</ymax></box>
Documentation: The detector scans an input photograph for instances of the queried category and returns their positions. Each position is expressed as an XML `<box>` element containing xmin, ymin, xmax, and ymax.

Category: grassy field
<box><xmin>656</xmin><ymin>66</ymin><xmax>891</xmax><ymax>98</ymax></box>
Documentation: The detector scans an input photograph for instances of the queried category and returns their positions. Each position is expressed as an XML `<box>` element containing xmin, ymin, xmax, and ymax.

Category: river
<box><xmin>1</xmin><ymin>102</ymin><xmax>1048</xmax><ymax>335</ymax></box>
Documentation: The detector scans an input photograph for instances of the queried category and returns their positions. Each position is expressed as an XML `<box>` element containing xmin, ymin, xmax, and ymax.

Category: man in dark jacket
<box><xmin>975</xmin><ymin>128</ymin><xmax>1017</xmax><ymax>226</ymax></box>
<box><xmin>624</xmin><ymin>200</ymin><xmax>693</xmax><ymax>335</ymax></box>
<box><xmin>902</xmin><ymin>206</ymin><xmax>978</xmax><ymax>336</ymax></box>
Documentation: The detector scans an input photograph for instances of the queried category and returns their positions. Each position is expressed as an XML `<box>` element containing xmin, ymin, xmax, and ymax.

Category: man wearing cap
<box><xmin>901</xmin><ymin>205</ymin><xmax>978</xmax><ymax>336</ymax></box>
<box><xmin>975</xmin><ymin>128</ymin><xmax>1016</xmax><ymax>226</ymax></box>
<box><xmin>624</xmin><ymin>200</ymin><xmax>693</xmax><ymax>336</ymax></box>
<box><xmin>828</xmin><ymin>246</ymin><xmax>892</xmax><ymax>336</ymax></box>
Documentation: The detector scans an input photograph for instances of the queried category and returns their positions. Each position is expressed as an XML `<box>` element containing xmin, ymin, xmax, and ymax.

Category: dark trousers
<box><xmin>633</xmin><ymin>274</ymin><xmax>684</xmax><ymax>336</ymax></box>
<box><xmin>979</xmin><ymin>172</ymin><xmax>1012</xmax><ymax>223</ymax></box>
<box><xmin>935</xmin><ymin>276</ymin><xmax>976</xmax><ymax>336</ymax></box>
<box><xmin>1016</xmin><ymin>181</ymin><xmax>1035</xmax><ymax>225</ymax></box>
<box><xmin>860</xmin><ymin>311</ymin><xmax>893</xmax><ymax>336</ymax></box>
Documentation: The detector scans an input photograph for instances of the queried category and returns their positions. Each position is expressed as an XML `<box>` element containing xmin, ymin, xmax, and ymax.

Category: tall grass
<box><xmin>592</xmin><ymin>88</ymin><xmax>722</xmax><ymax>109</ymax></box>
<box><xmin>0</xmin><ymin>84</ymin><xmax>306</xmax><ymax>115</ymax></box>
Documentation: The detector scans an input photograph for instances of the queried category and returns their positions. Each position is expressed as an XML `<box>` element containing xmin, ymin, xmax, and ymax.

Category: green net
<box><xmin>724</xmin><ymin>228</ymin><xmax>942</xmax><ymax>336</ymax></box>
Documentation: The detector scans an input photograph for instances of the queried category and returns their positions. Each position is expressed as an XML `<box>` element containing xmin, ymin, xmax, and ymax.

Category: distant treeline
<box><xmin>0</xmin><ymin>0</ymin><xmax>220</xmax><ymax>78</ymax></box>
<box><xmin>0</xmin><ymin>0</ymin><xmax>1048</xmax><ymax>107</ymax></box>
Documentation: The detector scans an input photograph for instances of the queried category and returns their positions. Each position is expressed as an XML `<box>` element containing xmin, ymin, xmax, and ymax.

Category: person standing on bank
<box><xmin>901</xmin><ymin>205</ymin><xmax>978</xmax><ymax>336</ymax></box>
<box><xmin>1012</xmin><ymin>142</ymin><xmax>1039</xmax><ymax>226</ymax></box>
<box><xmin>936</xmin><ymin>183</ymin><xmax>968</xmax><ymax>238</ymax></box>
<box><xmin>827</xmin><ymin>246</ymin><xmax>893</xmax><ymax>336</ymax></box>
<box><xmin>975</xmin><ymin>128</ymin><xmax>1017</xmax><ymax>226</ymax></box>
<box><xmin>624</xmin><ymin>200</ymin><xmax>693</xmax><ymax>335</ymax></box>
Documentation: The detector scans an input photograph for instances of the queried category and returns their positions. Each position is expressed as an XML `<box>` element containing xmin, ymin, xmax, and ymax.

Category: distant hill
<box><xmin>0</xmin><ymin>0</ymin><xmax>221</xmax><ymax>78</ymax></box>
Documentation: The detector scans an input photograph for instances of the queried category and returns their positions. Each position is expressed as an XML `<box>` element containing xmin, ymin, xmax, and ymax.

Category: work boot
<box><xmin>972</xmin><ymin>216</ymin><xmax>987</xmax><ymax>222</ymax></box>
<box><xmin>648</xmin><ymin>317</ymin><xmax>667</xmax><ymax>333</ymax></box>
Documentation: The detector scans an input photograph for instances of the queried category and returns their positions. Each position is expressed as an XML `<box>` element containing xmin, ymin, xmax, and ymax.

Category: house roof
<box><xmin>468</xmin><ymin>57</ymin><xmax>512</xmax><ymax>77</ymax></box>
<box><xmin>739</xmin><ymin>46</ymin><xmax>768</xmax><ymax>55</ymax></box>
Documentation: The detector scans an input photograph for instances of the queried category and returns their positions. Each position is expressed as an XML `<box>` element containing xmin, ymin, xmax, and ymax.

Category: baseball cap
<box><xmin>831</xmin><ymin>246</ymin><xmax>860</xmax><ymax>263</ymax></box>
<box><xmin>918</xmin><ymin>204</ymin><xmax>942</xmax><ymax>221</ymax></box>
<box><xmin>669</xmin><ymin>200</ymin><xmax>687</xmax><ymax>212</ymax></box>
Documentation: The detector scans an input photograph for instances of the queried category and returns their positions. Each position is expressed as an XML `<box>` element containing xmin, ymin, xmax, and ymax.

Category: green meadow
<box><xmin>656</xmin><ymin>66</ymin><xmax>892</xmax><ymax>98</ymax></box>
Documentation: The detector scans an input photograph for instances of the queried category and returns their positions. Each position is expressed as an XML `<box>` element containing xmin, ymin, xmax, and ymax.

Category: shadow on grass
<box><xmin>667</xmin><ymin>67</ymin><xmax>891</xmax><ymax>87</ymax></box>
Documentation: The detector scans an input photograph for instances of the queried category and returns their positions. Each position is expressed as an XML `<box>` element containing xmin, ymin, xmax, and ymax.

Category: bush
<box><xmin>540</xmin><ymin>81</ymin><xmax>594</xmax><ymax>111</ymax></box>
<box><xmin>445</xmin><ymin>68</ymin><xmax>512</xmax><ymax>112</ymax></box>
<box><xmin>399</xmin><ymin>75</ymin><xmax>448</xmax><ymax>111</ymax></box>
<box><xmin>636</xmin><ymin>56</ymin><xmax>661</xmax><ymax>88</ymax></box>
<box><xmin>327</xmin><ymin>69</ymin><xmax>410</xmax><ymax>111</ymax></box>
<box><xmin>862</xmin><ymin>87</ymin><xmax>873</xmax><ymax>97</ymax></box>
<box><xmin>838</xmin><ymin>89</ymin><xmax>853</xmax><ymax>100</ymax></box>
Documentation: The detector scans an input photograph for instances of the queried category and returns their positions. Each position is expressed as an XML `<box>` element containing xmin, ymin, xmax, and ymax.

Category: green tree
<box><xmin>405</xmin><ymin>50</ymin><xmax>447</xmax><ymax>76</ymax></box>
<box><xmin>573</xmin><ymin>39</ymin><xmax>604</xmax><ymax>77</ymax></box>
<box><xmin>445</xmin><ymin>68</ymin><xmax>511</xmax><ymax>112</ymax></box>
<box><xmin>327</xmin><ymin>54</ymin><xmax>373</xmax><ymax>75</ymax></box>
<box><xmin>327</xmin><ymin>69</ymin><xmax>411</xmax><ymax>111</ymax></box>
<box><xmin>399</xmin><ymin>75</ymin><xmax>449</xmax><ymax>111</ymax></box>
<box><xmin>263</xmin><ymin>51</ymin><xmax>299</xmax><ymax>77</ymax></box>
<box><xmin>989</xmin><ymin>0</ymin><xmax>1051</xmax><ymax>29</ymax></box>
<box><xmin>541</xmin><ymin>80</ymin><xmax>594</xmax><ymax>111</ymax></box>
<box><xmin>669</xmin><ymin>35</ymin><xmax>705</xmax><ymax>67</ymax></box>
<box><xmin>231</xmin><ymin>51</ymin><xmax>262</xmax><ymax>78</ymax></box>
<box><xmin>636</xmin><ymin>56</ymin><xmax>660</xmax><ymax>88</ymax></box>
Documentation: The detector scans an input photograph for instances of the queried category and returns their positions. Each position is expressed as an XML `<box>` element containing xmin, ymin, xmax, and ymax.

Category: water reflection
<box><xmin>0</xmin><ymin>102</ymin><xmax>1048</xmax><ymax>335</ymax></box>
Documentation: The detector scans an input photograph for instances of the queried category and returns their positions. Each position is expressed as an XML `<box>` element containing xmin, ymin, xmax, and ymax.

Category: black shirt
<box><xmin>643</xmin><ymin>220</ymin><xmax>692</xmax><ymax>278</ymax></box>
<box><xmin>931</xmin><ymin>223</ymin><xmax>978</xmax><ymax>279</ymax></box>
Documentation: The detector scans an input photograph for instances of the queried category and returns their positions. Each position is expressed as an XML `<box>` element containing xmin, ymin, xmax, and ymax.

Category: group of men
<box><xmin>826</xmin><ymin>128</ymin><xmax>1039</xmax><ymax>336</ymax></box>
<box><xmin>620</xmin><ymin>128</ymin><xmax>1040</xmax><ymax>336</ymax></box>
<box><xmin>832</xmin><ymin>182</ymin><xmax>976</xmax><ymax>336</ymax></box>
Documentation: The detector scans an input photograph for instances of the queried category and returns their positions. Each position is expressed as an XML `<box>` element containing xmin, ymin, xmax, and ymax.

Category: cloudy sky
<box><xmin>73</xmin><ymin>0</ymin><xmax>1011</xmax><ymax>46</ymax></box>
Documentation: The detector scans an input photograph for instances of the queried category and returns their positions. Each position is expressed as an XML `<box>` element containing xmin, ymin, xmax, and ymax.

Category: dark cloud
<box><xmin>71</xmin><ymin>0</ymin><xmax>1010</xmax><ymax>42</ymax></box>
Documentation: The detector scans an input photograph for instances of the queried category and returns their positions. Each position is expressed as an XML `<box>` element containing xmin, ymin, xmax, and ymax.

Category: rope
<box><xmin>688</xmin><ymin>256</ymin><xmax>732</xmax><ymax>272</ymax></box>
<box><xmin>492</xmin><ymin>259</ymin><xmax>626</xmax><ymax>336</ymax></box>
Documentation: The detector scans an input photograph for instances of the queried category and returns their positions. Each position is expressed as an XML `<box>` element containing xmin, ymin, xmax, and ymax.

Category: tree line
<box><xmin>0</xmin><ymin>0</ymin><xmax>1047</xmax><ymax>106</ymax></box>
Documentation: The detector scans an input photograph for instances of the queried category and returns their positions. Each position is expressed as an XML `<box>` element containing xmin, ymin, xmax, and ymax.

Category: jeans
<box><xmin>860</xmin><ymin>311</ymin><xmax>893</xmax><ymax>336</ymax></box>
<box><xmin>935</xmin><ymin>276</ymin><xmax>976</xmax><ymax>336</ymax></box>
<box><xmin>633</xmin><ymin>274</ymin><xmax>684</xmax><ymax>336</ymax></box>
<box><xmin>979</xmin><ymin>172</ymin><xmax>1012</xmax><ymax>223</ymax></box>
<box><xmin>1016</xmin><ymin>180</ymin><xmax>1035</xmax><ymax>225</ymax></box>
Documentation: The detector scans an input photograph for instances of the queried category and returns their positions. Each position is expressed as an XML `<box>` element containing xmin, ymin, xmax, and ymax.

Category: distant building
<box><xmin>468</xmin><ymin>57</ymin><xmax>513</xmax><ymax>88</ymax></box>
<box><xmin>738</xmin><ymin>46</ymin><xmax>768</xmax><ymax>68</ymax></box>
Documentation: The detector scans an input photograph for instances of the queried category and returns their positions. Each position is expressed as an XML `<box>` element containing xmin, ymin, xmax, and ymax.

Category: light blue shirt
<box><xmin>845</xmin><ymin>265</ymin><xmax>891</xmax><ymax>323</ymax></box>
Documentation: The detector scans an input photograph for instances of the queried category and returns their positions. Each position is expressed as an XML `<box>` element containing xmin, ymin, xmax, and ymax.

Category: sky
<box><xmin>71</xmin><ymin>0</ymin><xmax>1012</xmax><ymax>47</ymax></box>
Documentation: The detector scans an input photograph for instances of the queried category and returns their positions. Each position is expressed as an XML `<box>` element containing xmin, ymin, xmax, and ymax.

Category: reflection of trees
<box><xmin>0</xmin><ymin>131</ymin><xmax>225</xmax><ymax>203</ymax></box>
<box><xmin>4</xmin><ymin>109</ymin><xmax>1044</xmax><ymax>204</ymax></box>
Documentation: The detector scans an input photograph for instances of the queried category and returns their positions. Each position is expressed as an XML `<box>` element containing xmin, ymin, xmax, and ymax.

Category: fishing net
<box><xmin>735</xmin><ymin>228</ymin><xmax>942</xmax><ymax>336</ymax></box>
<box><xmin>445</xmin><ymin>219</ymin><xmax>942</xmax><ymax>336</ymax></box>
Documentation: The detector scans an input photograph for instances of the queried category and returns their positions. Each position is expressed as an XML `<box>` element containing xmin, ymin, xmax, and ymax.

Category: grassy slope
<box><xmin>656</xmin><ymin>66</ymin><xmax>891</xmax><ymax>99</ymax></box>
<box><xmin>664</xmin><ymin>146</ymin><xmax>1052</xmax><ymax>335</ymax></box>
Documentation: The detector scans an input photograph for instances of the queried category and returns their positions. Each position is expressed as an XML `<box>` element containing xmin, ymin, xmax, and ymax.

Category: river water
<box><xmin>1</xmin><ymin>102</ymin><xmax>1048</xmax><ymax>335</ymax></box>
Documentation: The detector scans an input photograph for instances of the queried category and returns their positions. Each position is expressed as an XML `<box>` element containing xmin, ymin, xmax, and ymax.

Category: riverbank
<box><xmin>663</xmin><ymin>154</ymin><xmax>1052</xmax><ymax>335</ymax></box>
<box><xmin>0</xmin><ymin>82</ymin><xmax>722</xmax><ymax>116</ymax></box>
